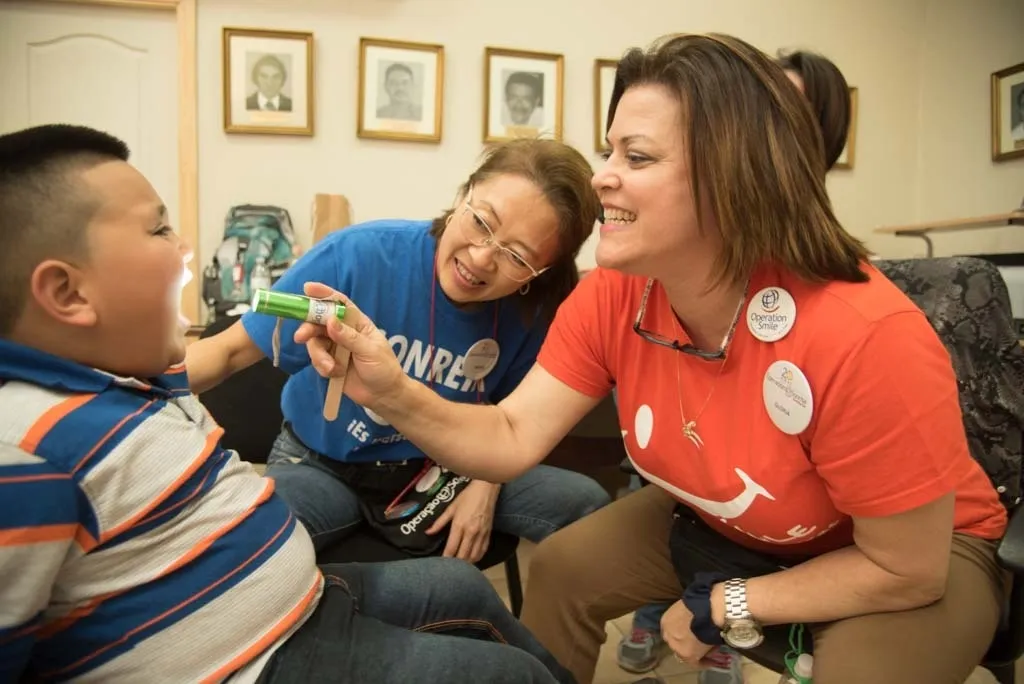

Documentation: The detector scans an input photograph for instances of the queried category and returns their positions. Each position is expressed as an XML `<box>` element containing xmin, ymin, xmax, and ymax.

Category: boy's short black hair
<box><xmin>0</xmin><ymin>124</ymin><xmax>130</xmax><ymax>335</ymax></box>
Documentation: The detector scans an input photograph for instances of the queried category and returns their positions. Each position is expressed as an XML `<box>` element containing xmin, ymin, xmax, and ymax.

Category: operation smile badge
<box><xmin>463</xmin><ymin>338</ymin><xmax>500</xmax><ymax>381</ymax></box>
<box><xmin>746</xmin><ymin>287</ymin><xmax>796</xmax><ymax>342</ymax></box>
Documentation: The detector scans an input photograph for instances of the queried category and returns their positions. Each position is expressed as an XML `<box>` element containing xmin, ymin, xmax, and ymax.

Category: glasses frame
<box><xmin>632</xmin><ymin>279</ymin><xmax>742</xmax><ymax>361</ymax></box>
<box><xmin>459</xmin><ymin>186</ymin><xmax>549</xmax><ymax>283</ymax></box>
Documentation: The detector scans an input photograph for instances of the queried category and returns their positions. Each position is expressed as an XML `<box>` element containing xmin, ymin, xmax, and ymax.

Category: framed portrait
<box><xmin>222</xmin><ymin>27</ymin><xmax>314</xmax><ymax>136</ymax></box>
<box><xmin>593</xmin><ymin>59</ymin><xmax>618</xmax><ymax>152</ymax></box>
<box><xmin>483</xmin><ymin>47</ymin><xmax>563</xmax><ymax>143</ymax></box>
<box><xmin>358</xmin><ymin>37</ymin><xmax>444</xmax><ymax>143</ymax></box>
<box><xmin>834</xmin><ymin>86</ymin><xmax>858</xmax><ymax>170</ymax></box>
<box><xmin>992</xmin><ymin>61</ymin><xmax>1024</xmax><ymax>162</ymax></box>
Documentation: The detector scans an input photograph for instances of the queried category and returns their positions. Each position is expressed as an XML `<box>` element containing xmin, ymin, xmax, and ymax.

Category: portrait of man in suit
<box><xmin>1011</xmin><ymin>84</ymin><xmax>1024</xmax><ymax>143</ymax></box>
<box><xmin>375</xmin><ymin>62</ymin><xmax>423</xmax><ymax>121</ymax></box>
<box><xmin>500</xmin><ymin>71</ymin><xmax>544</xmax><ymax>128</ymax></box>
<box><xmin>245</xmin><ymin>53</ymin><xmax>293</xmax><ymax>112</ymax></box>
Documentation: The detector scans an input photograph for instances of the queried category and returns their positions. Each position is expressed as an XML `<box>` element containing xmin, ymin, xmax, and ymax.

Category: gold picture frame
<box><xmin>222</xmin><ymin>27</ymin><xmax>314</xmax><ymax>136</ymax></box>
<box><xmin>593</xmin><ymin>58</ymin><xmax>618</xmax><ymax>152</ymax></box>
<box><xmin>357</xmin><ymin>37</ymin><xmax>445</xmax><ymax>143</ymax></box>
<box><xmin>483</xmin><ymin>46</ymin><xmax>564</xmax><ymax>143</ymax></box>
<box><xmin>992</xmin><ymin>61</ymin><xmax>1024</xmax><ymax>162</ymax></box>
<box><xmin>834</xmin><ymin>86</ymin><xmax>858</xmax><ymax>170</ymax></box>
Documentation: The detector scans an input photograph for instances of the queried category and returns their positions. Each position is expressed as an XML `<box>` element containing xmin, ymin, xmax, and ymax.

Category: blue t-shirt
<box><xmin>241</xmin><ymin>219</ymin><xmax>548</xmax><ymax>464</ymax></box>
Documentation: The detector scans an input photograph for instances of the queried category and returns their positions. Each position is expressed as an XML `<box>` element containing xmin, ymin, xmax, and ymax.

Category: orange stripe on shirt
<box><xmin>43</xmin><ymin>512</ymin><xmax>295</xmax><ymax>677</ymax></box>
<box><xmin>71</xmin><ymin>400</ymin><xmax>155</xmax><ymax>475</ymax></box>
<box><xmin>201</xmin><ymin>573</ymin><xmax>323</xmax><ymax>684</ymax></box>
<box><xmin>40</xmin><ymin>477</ymin><xmax>275</xmax><ymax>639</ymax></box>
<box><xmin>18</xmin><ymin>394</ymin><xmax>97</xmax><ymax>454</ymax></box>
<box><xmin>0</xmin><ymin>473</ymin><xmax>71</xmax><ymax>485</ymax></box>
<box><xmin>0</xmin><ymin>523</ymin><xmax>77</xmax><ymax>547</ymax></box>
<box><xmin>98</xmin><ymin>427</ymin><xmax>225</xmax><ymax>544</ymax></box>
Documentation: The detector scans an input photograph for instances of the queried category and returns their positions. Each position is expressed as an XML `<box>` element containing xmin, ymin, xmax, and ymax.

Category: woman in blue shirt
<box><xmin>187</xmin><ymin>138</ymin><xmax>610</xmax><ymax>563</ymax></box>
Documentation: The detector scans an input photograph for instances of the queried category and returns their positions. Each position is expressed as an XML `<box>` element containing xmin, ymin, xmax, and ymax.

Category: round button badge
<box><xmin>463</xmin><ymin>338</ymin><xmax>500</xmax><ymax>380</ymax></box>
<box><xmin>762</xmin><ymin>360</ymin><xmax>814</xmax><ymax>435</ymax></box>
<box><xmin>746</xmin><ymin>287</ymin><xmax>796</xmax><ymax>342</ymax></box>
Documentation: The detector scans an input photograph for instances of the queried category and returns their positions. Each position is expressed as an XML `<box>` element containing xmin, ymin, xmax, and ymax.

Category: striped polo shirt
<box><xmin>0</xmin><ymin>339</ymin><xmax>323</xmax><ymax>682</ymax></box>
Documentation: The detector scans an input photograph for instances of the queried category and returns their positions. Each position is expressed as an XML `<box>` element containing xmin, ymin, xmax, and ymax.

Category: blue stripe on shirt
<box><xmin>32</xmin><ymin>496</ymin><xmax>297</xmax><ymax>678</ymax></box>
<box><xmin>33</xmin><ymin>391</ymin><xmax>163</xmax><ymax>476</ymax></box>
<box><xmin>0</xmin><ymin>471</ymin><xmax>78</xmax><ymax>531</ymax></box>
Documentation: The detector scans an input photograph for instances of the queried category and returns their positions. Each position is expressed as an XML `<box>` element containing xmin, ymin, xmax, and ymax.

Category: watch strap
<box><xmin>724</xmin><ymin>578</ymin><xmax>752</xmax><ymax>621</ymax></box>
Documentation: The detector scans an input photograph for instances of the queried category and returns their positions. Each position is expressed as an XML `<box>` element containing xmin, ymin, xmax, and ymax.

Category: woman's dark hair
<box><xmin>430</xmin><ymin>138</ymin><xmax>600</xmax><ymax>325</ymax></box>
<box><xmin>777</xmin><ymin>49</ymin><xmax>851</xmax><ymax>170</ymax></box>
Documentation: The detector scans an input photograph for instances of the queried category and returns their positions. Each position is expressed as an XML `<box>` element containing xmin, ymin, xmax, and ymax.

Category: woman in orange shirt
<box><xmin>301</xmin><ymin>33</ymin><xmax>1008</xmax><ymax>684</ymax></box>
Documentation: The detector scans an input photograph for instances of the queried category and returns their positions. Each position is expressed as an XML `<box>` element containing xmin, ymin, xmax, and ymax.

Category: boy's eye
<box><xmin>154</xmin><ymin>225</ymin><xmax>172</xmax><ymax>236</ymax></box>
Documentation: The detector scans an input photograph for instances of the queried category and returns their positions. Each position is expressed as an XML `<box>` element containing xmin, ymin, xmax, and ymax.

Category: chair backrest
<box><xmin>875</xmin><ymin>257</ymin><xmax>1024</xmax><ymax>509</ymax></box>
<box><xmin>197</xmin><ymin>315</ymin><xmax>287</xmax><ymax>464</ymax></box>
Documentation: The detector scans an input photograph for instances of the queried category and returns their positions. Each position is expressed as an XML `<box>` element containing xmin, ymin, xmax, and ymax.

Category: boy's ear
<box><xmin>29</xmin><ymin>259</ymin><xmax>98</xmax><ymax>328</ymax></box>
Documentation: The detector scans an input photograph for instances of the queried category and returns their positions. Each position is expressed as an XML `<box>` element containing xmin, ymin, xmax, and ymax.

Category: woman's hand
<box><xmin>293</xmin><ymin>282</ymin><xmax>406</xmax><ymax>408</ymax></box>
<box><xmin>425</xmin><ymin>480</ymin><xmax>500</xmax><ymax>563</ymax></box>
<box><xmin>661</xmin><ymin>599</ymin><xmax>716</xmax><ymax>668</ymax></box>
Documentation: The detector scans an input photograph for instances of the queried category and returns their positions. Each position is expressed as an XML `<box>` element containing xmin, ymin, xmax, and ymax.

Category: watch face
<box><xmin>724</xmin><ymin>619</ymin><xmax>764</xmax><ymax>650</ymax></box>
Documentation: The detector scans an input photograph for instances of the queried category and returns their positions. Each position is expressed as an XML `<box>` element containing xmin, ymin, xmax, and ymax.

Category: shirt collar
<box><xmin>0</xmin><ymin>338</ymin><xmax>187</xmax><ymax>396</ymax></box>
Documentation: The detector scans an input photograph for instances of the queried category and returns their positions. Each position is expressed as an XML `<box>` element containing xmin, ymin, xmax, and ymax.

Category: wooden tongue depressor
<box><xmin>322</xmin><ymin>342</ymin><xmax>350</xmax><ymax>421</ymax></box>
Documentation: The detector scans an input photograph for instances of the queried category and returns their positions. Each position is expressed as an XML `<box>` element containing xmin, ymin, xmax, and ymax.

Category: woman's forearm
<box><xmin>710</xmin><ymin>544</ymin><xmax>946</xmax><ymax>628</ymax></box>
<box><xmin>374</xmin><ymin>376</ymin><xmax>538</xmax><ymax>482</ymax></box>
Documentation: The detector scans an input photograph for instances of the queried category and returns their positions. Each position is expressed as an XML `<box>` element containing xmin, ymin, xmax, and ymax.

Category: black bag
<box><xmin>355</xmin><ymin>462</ymin><xmax>472</xmax><ymax>556</ymax></box>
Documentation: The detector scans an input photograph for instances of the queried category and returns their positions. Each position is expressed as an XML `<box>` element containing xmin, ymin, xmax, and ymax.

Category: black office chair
<box><xmin>196</xmin><ymin>315</ymin><xmax>525</xmax><ymax>617</ymax></box>
<box><xmin>621</xmin><ymin>257</ymin><xmax>1024</xmax><ymax>682</ymax></box>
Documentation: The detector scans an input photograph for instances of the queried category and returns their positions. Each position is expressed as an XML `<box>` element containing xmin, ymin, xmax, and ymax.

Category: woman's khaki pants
<box><xmin>520</xmin><ymin>485</ymin><xmax>1008</xmax><ymax>684</ymax></box>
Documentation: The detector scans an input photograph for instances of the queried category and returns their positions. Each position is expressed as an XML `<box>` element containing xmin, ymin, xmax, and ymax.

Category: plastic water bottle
<box><xmin>249</xmin><ymin>257</ymin><xmax>272</xmax><ymax>294</ymax></box>
<box><xmin>698</xmin><ymin>646</ymin><xmax>745</xmax><ymax>684</ymax></box>
<box><xmin>777</xmin><ymin>653</ymin><xmax>813</xmax><ymax>683</ymax></box>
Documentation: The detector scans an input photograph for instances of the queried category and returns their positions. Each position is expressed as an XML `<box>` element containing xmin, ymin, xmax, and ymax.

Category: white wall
<box><xmin>894</xmin><ymin>0</ymin><xmax>1024</xmax><ymax>259</ymax></box>
<box><xmin>194</xmin><ymin>0</ymin><xmax>1023</xmax><ymax>272</ymax></box>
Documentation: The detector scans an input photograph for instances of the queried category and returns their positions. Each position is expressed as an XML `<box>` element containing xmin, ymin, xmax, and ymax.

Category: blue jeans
<box><xmin>266</xmin><ymin>426</ymin><xmax>611</xmax><ymax>550</ymax></box>
<box><xmin>259</xmin><ymin>557</ymin><xmax>575</xmax><ymax>684</ymax></box>
<box><xmin>633</xmin><ymin>602</ymin><xmax>670</xmax><ymax>632</ymax></box>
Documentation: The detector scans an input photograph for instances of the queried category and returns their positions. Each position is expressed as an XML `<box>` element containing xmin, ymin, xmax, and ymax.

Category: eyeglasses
<box><xmin>458</xmin><ymin>187</ymin><xmax>549</xmax><ymax>283</ymax></box>
<box><xmin>632</xmin><ymin>279</ymin><xmax>744</xmax><ymax>360</ymax></box>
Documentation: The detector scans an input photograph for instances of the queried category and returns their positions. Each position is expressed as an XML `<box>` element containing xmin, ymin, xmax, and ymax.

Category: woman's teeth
<box><xmin>604</xmin><ymin>209</ymin><xmax>637</xmax><ymax>225</ymax></box>
<box><xmin>456</xmin><ymin>260</ymin><xmax>484</xmax><ymax>286</ymax></box>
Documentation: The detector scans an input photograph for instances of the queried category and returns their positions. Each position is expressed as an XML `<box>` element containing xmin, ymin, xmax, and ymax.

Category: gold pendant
<box><xmin>682</xmin><ymin>421</ymin><xmax>704</xmax><ymax>448</ymax></box>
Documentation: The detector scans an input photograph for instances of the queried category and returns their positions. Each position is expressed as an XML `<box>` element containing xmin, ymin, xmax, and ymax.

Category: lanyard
<box><xmin>383</xmin><ymin>255</ymin><xmax>499</xmax><ymax>517</ymax></box>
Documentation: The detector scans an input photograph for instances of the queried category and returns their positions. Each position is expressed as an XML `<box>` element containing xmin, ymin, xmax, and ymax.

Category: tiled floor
<box><xmin>485</xmin><ymin>540</ymin><xmax>1014</xmax><ymax>684</ymax></box>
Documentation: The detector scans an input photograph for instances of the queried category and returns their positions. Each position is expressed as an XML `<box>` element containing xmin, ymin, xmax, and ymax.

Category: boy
<box><xmin>0</xmin><ymin>124</ymin><xmax>572</xmax><ymax>684</ymax></box>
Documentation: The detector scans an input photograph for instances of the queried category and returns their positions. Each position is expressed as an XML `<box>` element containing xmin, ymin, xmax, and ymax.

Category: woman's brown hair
<box><xmin>777</xmin><ymin>49</ymin><xmax>851</xmax><ymax>171</ymax></box>
<box><xmin>608</xmin><ymin>33</ymin><xmax>869</xmax><ymax>289</ymax></box>
<box><xmin>430</xmin><ymin>138</ymin><xmax>600</xmax><ymax>325</ymax></box>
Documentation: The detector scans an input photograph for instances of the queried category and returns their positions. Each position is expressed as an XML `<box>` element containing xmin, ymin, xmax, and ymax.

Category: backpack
<box><xmin>201</xmin><ymin>204</ymin><xmax>298</xmax><ymax>319</ymax></box>
<box><xmin>876</xmin><ymin>257</ymin><xmax>1024</xmax><ymax>511</ymax></box>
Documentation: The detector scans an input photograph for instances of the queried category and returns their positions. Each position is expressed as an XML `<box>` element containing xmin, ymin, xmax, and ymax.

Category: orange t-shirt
<box><xmin>538</xmin><ymin>264</ymin><xmax>1007</xmax><ymax>556</ymax></box>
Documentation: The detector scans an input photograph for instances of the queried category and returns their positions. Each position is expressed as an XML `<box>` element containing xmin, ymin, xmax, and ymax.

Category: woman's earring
<box><xmin>519</xmin><ymin>282</ymin><xmax>531</xmax><ymax>296</ymax></box>
<box><xmin>444</xmin><ymin>213</ymin><xmax>453</xmax><ymax>228</ymax></box>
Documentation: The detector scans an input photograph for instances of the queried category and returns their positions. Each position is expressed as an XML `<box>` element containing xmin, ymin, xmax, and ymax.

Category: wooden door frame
<box><xmin>33</xmin><ymin>0</ymin><xmax>199</xmax><ymax>321</ymax></box>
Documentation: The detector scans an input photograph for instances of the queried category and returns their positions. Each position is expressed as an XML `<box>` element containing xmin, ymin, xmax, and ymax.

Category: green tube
<box><xmin>251</xmin><ymin>289</ymin><xmax>346</xmax><ymax>325</ymax></box>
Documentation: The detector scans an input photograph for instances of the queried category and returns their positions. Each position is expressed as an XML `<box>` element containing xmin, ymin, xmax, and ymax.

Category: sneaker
<box><xmin>697</xmin><ymin>646</ymin><xmax>745</xmax><ymax>684</ymax></box>
<box><xmin>617</xmin><ymin>627</ymin><xmax>665</xmax><ymax>673</ymax></box>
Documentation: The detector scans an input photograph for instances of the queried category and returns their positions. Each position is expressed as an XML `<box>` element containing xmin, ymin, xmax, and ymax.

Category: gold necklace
<box><xmin>672</xmin><ymin>287</ymin><xmax>747</xmax><ymax>449</ymax></box>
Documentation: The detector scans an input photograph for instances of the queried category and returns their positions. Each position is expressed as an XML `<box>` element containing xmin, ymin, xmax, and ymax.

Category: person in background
<box><xmin>303</xmin><ymin>33</ymin><xmax>1008</xmax><ymax>684</ymax></box>
<box><xmin>0</xmin><ymin>123</ymin><xmax>575</xmax><ymax>684</ymax></box>
<box><xmin>618</xmin><ymin>47</ymin><xmax>854</xmax><ymax>682</ymax></box>
<box><xmin>186</xmin><ymin>138</ymin><xmax>610</xmax><ymax>564</ymax></box>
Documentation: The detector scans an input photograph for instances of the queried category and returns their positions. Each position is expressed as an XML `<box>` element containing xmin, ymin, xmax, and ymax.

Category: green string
<box><xmin>783</xmin><ymin>623</ymin><xmax>812</xmax><ymax>683</ymax></box>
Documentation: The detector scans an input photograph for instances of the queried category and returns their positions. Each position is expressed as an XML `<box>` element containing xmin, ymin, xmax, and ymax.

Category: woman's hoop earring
<box><xmin>519</xmin><ymin>282</ymin><xmax>531</xmax><ymax>296</ymax></box>
<box><xmin>444</xmin><ymin>212</ymin><xmax>453</xmax><ymax>228</ymax></box>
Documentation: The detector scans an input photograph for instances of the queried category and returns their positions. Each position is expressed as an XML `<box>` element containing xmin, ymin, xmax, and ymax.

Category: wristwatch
<box><xmin>721</xmin><ymin>578</ymin><xmax>764</xmax><ymax>649</ymax></box>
